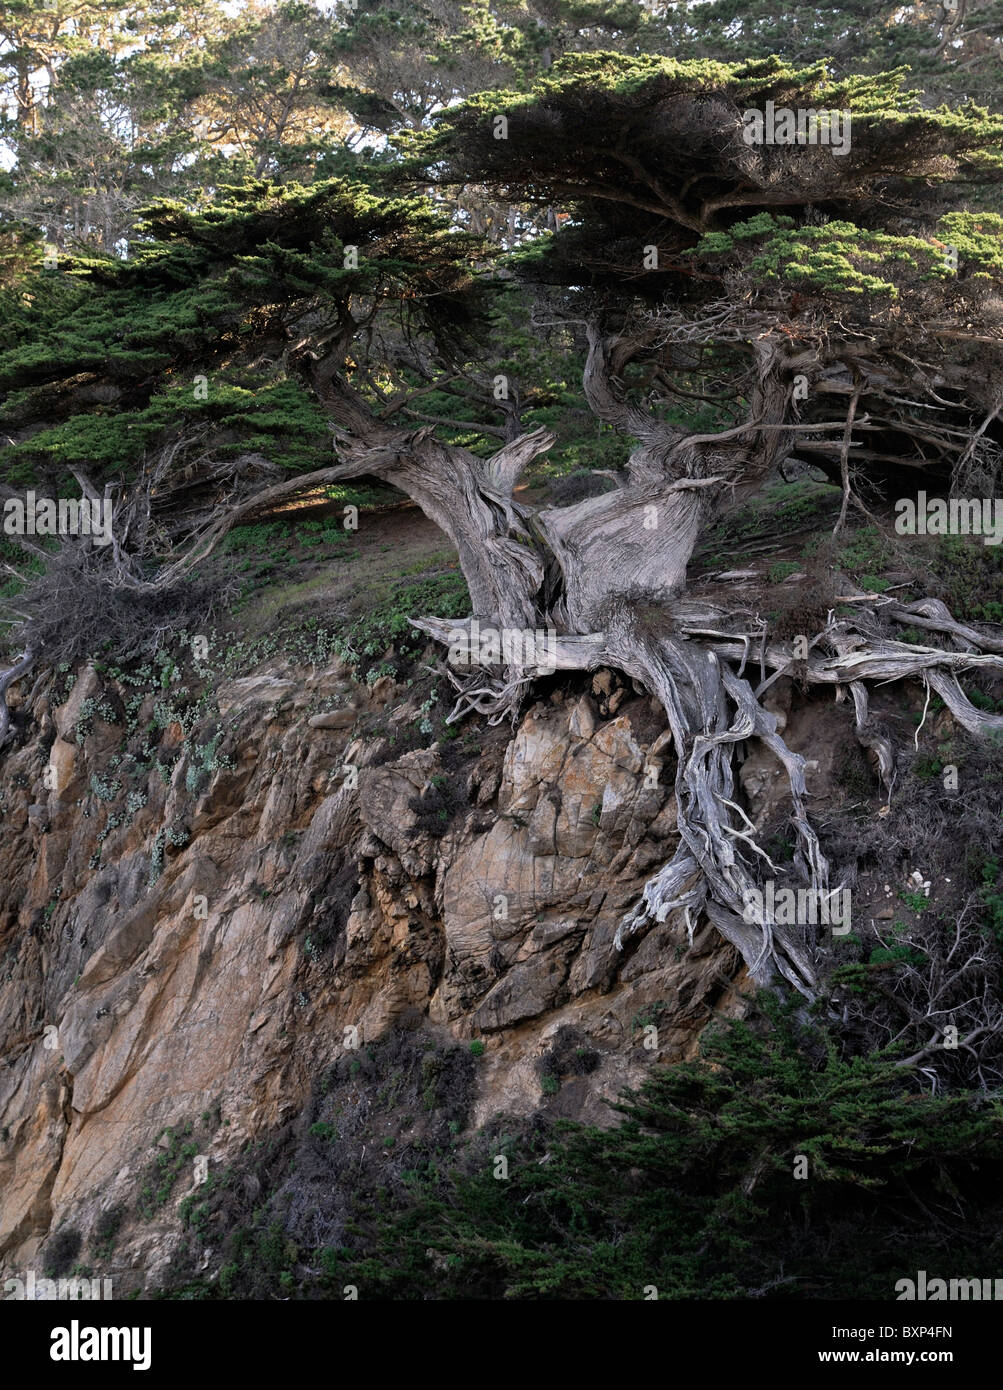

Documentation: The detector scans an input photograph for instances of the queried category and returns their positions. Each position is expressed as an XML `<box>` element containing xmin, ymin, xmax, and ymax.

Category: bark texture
<box><xmin>321</xmin><ymin>331</ymin><xmax>1003</xmax><ymax>997</ymax></box>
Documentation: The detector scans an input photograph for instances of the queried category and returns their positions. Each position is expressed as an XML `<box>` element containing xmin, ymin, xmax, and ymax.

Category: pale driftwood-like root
<box><xmin>612</xmin><ymin>607</ymin><xmax>1003</xmax><ymax>992</ymax></box>
<box><xmin>365</xmin><ymin>312</ymin><xmax>1003</xmax><ymax>1008</ymax></box>
<box><xmin>613</xmin><ymin>640</ymin><xmax>824</xmax><ymax>996</ymax></box>
<box><xmin>429</xmin><ymin>659</ymin><xmax>536</xmax><ymax>726</ymax></box>
<box><xmin>410</xmin><ymin>617</ymin><xmax>607</xmax><ymax>724</ymax></box>
<box><xmin>409</xmin><ymin>580</ymin><xmax>1003</xmax><ymax>1001</ymax></box>
<box><xmin>414</xmin><ymin>609</ymin><xmax>828</xmax><ymax>994</ymax></box>
<box><xmin>675</xmin><ymin>597</ymin><xmax>1003</xmax><ymax>739</ymax></box>
<box><xmin>0</xmin><ymin>648</ymin><xmax>37</xmax><ymax>749</ymax></box>
<box><xmin>848</xmin><ymin>681</ymin><xmax>897</xmax><ymax>798</ymax></box>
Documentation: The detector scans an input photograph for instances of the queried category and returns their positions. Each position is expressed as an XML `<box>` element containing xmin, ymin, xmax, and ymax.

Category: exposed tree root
<box><xmin>400</xmin><ymin>332</ymin><xmax>1003</xmax><ymax>996</ymax></box>
<box><xmin>413</xmin><ymin>587</ymin><xmax>1003</xmax><ymax>999</ymax></box>
<box><xmin>0</xmin><ymin>649</ymin><xmax>36</xmax><ymax>750</ymax></box>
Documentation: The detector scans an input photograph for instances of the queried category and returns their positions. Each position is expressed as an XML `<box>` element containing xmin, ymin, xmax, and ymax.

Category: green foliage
<box><xmin>978</xmin><ymin>857</ymin><xmax>1003</xmax><ymax>951</ymax></box>
<box><xmin>912</xmin><ymin>753</ymin><xmax>945</xmax><ymax>782</ymax></box>
<box><xmin>938</xmin><ymin>211</ymin><xmax>1003</xmax><ymax>278</ymax></box>
<box><xmin>833</xmin><ymin>525</ymin><xmax>894</xmax><ymax>579</ymax></box>
<box><xmin>928</xmin><ymin>537</ymin><xmax>1003</xmax><ymax>624</ymax></box>
<box><xmin>3</xmin><ymin>378</ymin><xmax>332</xmax><ymax>484</ymax></box>
<box><xmin>162</xmin><ymin>1003</ymin><xmax>1003</xmax><ymax>1301</ymax></box>
<box><xmin>693</xmin><ymin>214</ymin><xmax>982</xmax><ymax>299</ymax></box>
<box><xmin>609</xmin><ymin>1</ymin><xmax>1003</xmax><ymax>110</ymax></box>
<box><xmin>698</xmin><ymin>480</ymin><xmax>839</xmax><ymax>568</ymax></box>
<box><xmin>342</xmin><ymin>1007</ymin><xmax>1003</xmax><ymax>1299</ymax></box>
<box><xmin>897</xmin><ymin>890</ymin><xmax>929</xmax><ymax>913</ymax></box>
<box><xmin>859</xmin><ymin>574</ymin><xmax>891</xmax><ymax>594</ymax></box>
<box><xmin>135</xmin><ymin>1112</ymin><xmax>218</xmax><ymax>1221</ymax></box>
<box><xmin>415</xmin><ymin>52</ymin><xmax>1003</xmax><ymax>294</ymax></box>
<box><xmin>184</xmin><ymin>730</ymin><xmax>233</xmax><ymax>797</ymax></box>
<box><xmin>90</xmin><ymin>1205</ymin><xmax>126</xmax><ymax>1262</ymax></box>
<box><xmin>0</xmin><ymin>178</ymin><xmax>487</xmax><ymax>487</ymax></box>
<box><xmin>868</xmin><ymin>943</ymin><xmax>927</xmax><ymax>968</ymax></box>
<box><xmin>345</xmin><ymin>570</ymin><xmax>470</xmax><ymax>668</ymax></box>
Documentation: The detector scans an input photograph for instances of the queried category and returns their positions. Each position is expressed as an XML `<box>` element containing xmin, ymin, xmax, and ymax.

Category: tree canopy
<box><xmin>409</xmin><ymin>52</ymin><xmax>1003</xmax><ymax>494</ymax></box>
<box><xmin>0</xmin><ymin>178</ymin><xmax>485</xmax><ymax>492</ymax></box>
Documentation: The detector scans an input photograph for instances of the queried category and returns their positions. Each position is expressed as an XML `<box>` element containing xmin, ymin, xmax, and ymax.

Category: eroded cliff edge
<box><xmin>0</xmin><ymin>655</ymin><xmax>747</xmax><ymax>1292</ymax></box>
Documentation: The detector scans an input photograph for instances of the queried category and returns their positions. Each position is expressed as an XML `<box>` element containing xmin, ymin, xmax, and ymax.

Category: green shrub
<box><xmin>929</xmin><ymin>537</ymin><xmax>1003</xmax><ymax>623</ymax></box>
<box><xmin>978</xmin><ymin>857</ymin><xmax>1003</xmax><ymax>950</ymax></box>
<box><xmin>44</xmin><ymin>1227</ymin><xmax>82</xmax><ymax>1278</ymax></box>
<box><xmin>314</xmin><ymin>1002</ymin><xmax>1003</xmax><ymax>1300</ymax></box>
<box><xmin>90</xmin><ymin>1205</ymin><xmax>125</xmax><ymax>1261</ymax></box>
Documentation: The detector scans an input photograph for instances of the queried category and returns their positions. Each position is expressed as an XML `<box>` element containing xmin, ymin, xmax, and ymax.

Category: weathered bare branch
<box><xmin>0</xmin><ymin>648</ymin><xmax>37</xmax><ymax>750</ymax></box>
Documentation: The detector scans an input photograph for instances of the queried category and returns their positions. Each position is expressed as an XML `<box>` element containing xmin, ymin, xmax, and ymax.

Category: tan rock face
<box><xmin>432</xmin><ymin>701</ymin><xmax>675</xmax><ymax>1030</ymax></box>
<box><xmin>46</xmin><ymin>740</ymin><xmax>79</xmax><ymax>798</ymax></box>
<box><xmin>0</xmin><ymin>660</ymin><xmax>745</xmax><ymax>1290</ymax></box>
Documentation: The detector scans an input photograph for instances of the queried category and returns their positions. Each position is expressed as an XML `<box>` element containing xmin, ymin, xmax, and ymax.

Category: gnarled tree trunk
<box><xmin>365</xmin><ymin>329</ymin><xmax>1003</xmax><ymax>997</ymax></box>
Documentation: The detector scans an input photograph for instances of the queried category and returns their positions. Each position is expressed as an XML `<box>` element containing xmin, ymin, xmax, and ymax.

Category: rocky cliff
<box><xmin>0</xmin><ymin>654</ymin><xmax>746</xmax><ymax>1293</ymax></box>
